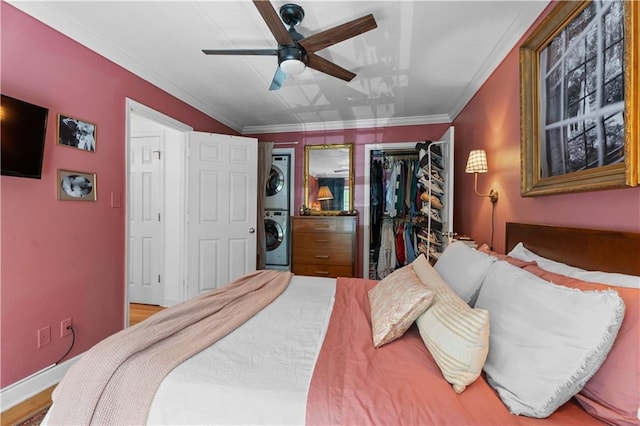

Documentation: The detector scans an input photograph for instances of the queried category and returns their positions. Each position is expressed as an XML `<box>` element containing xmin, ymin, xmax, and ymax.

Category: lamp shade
<box><xmin>465</xmin><ymin>150</ymin><xmax>489</xmax><ymax>173</ymax></box>
<box><xmin>317</xmin><ymin>186</ymin><xmax>334</xmax><ymax>200</ymax></box>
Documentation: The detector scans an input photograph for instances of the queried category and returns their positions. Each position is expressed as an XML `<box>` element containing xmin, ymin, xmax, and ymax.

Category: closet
<box><xmin>363</xmin><ymin>127</ymin><xmax>454</xmax><ymax>279</ymax></box>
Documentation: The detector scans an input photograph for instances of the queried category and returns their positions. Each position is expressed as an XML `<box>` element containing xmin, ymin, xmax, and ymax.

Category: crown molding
<box><xmin>7</xmin><ymin>1</ymin><xmax>243</xmax><ymax>133</ymax></box>
<box><xmin>241</xmin><ymin>113</ymin><xmax>451</xmax><ymax>135</ymax></box>
<box><xmin>449</xmin><ymin>1</ymin><xmax>550</xmax><ymax>120</ymax></box>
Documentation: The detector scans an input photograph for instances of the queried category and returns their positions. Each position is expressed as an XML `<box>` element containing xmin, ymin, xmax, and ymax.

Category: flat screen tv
<box><xmin>1</xmin><ymin>94</ymin><xmax>49</xmax><ymax>179</ymax></box>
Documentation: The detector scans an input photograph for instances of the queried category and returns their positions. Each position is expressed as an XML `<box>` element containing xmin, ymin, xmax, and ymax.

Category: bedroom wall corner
<box><xmin>251</xmin><ymin>123</ymin><xmax>452</xmax><ymax>277</ymax></box>
<box><xmin>0</xmin><ymin>2</ymin><xmax>237</xmax><ymax>393</ymax></box>
<box><xmin>451</xmin><ymin>2</ymin><xmax>640</xmax><ymax>254</ymax></box>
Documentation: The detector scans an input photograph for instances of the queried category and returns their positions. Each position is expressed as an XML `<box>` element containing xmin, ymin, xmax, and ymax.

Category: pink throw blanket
<box><xmin>48</xmin><ymin>270</ymin><xmax>291</xmax><ymax>425</ymax></box>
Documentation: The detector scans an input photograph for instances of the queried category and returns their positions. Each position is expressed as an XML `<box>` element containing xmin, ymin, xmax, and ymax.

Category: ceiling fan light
<box><xmin>280</xmin><ymin>59</ymin><xmax>306</xmax><ymax>75</ymax></box>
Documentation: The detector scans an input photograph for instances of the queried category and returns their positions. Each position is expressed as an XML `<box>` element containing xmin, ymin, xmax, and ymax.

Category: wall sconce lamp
<box><xmin>465</xmin><ymin>150</ymin><xmax>498</xmax><ymax>204</ymax></box>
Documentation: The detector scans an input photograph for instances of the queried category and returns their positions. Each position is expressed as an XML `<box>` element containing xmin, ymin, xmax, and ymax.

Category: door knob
<box><xmin>249</xmin><ymin>227</ymin><xmax>255</xmax><ymax>233</ymax></box>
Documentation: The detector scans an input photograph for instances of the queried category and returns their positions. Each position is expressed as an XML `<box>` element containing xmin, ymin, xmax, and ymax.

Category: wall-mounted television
<box><xmin>1</xmin><ymin>94</ymin><xmax>49</xmax><ymax>179</ymax></box>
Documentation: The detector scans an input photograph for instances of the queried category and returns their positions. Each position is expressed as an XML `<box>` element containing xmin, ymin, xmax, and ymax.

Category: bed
<box><xmin>44</xmin><ymin>222</ymin><xmax>640</xmax><ymax>425</ymax></box>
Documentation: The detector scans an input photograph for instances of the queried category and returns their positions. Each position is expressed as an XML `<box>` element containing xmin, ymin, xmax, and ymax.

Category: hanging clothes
<box><xmin>395</xmin><ymin>222</ymin><xmax>406</xmax><ymax>266</ymax></box>
<box><xmin>377</xmin><ymin>219</ymin><xmax>396</xmax><ymax>279</ymax></box>
<box><xmin>386</xmin><ymin>162</ymin><xmax>400</xmax><ymax>217</ymax></box>
<box><xmin>405</xmin><ymin>222</ymin><xmax>416</xmax><ymax>263</ymax></box>
<box><xmin>370</xmin><ymin>158</ymin><xmax>384</xmax><ymax>251</ymax></box>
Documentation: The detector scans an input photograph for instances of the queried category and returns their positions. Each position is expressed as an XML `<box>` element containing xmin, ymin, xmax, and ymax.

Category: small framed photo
<box><xmin>57</xmin><ymin>169</ymin><xmax>97</xmax><ymax>201</ymax></box>
<box><xmin>57</xmin><ymin>114</ymin><xmax>96</xmax><ymax>152</ymax></box>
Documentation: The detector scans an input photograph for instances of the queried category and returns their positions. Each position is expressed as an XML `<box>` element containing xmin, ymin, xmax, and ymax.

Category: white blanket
<box><xmin>147</xmin><ymin>275</ymin><xmax>336</xmax><ymax>425</ymax></box>
<box><xmin>44</xmin><ymin>275</ymin><xmax>336</xmax><ymax>425</ymax></box>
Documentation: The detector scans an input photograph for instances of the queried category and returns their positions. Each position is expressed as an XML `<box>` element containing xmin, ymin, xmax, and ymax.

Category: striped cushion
<box><xmin>412</xmin><ymin>254</ymin><xmax>489</xmax><ymax>393</ymax></box>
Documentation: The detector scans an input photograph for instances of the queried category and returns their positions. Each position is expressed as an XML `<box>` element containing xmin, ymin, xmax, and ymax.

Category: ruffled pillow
<box><xmin>522</xmin><ymin>264</ymin><xmax>639</xmax><ymax>425</ymax></box>
<box><xmin>476</xmin><ymin>261</ymin><xmax>625</xmax><ymax>418</ymax></box>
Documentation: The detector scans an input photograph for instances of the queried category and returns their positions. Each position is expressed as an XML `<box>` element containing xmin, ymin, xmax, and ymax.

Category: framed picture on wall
<box><xmin>57</xmin><ymin>114</ymin><xmax>96</xmax><ymax>152</ymax></box>
<box><xmin>520</xmin><ymin>0</ymin><xmax>638</xmax><ymax>196</ymax></box>
<box><xmin>57</xmin><ymin>169</ymin><xmax>97</xmax><ymax>201</ymax></box>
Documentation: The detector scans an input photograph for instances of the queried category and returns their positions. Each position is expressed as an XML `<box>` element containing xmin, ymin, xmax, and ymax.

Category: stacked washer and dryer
<box><xmin>264</xmin><ymin>154</ymin><xmax>291</xmax><ymax>270</ymax></box>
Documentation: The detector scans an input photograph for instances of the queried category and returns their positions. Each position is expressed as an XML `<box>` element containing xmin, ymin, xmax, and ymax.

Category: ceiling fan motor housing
<box><xmin>279</xmin><ymin>45</ymin><xmax>307</xmax><ymax>65</ymax></box>
<box><xmin>279</xmin><ymin>4</ymin><xmax>305</xmax><ymax>28</ymax></box>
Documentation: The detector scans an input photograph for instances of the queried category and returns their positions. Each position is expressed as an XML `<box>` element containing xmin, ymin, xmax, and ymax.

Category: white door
<box><xmin>128</xmin><ymin>133</ymin><xmax>164</xmax><ymax>305</ymax></box>
<box><xmin>187</xmin><ymin>132</ymin><xmax>258</xmax><ymax>299</ymax></box>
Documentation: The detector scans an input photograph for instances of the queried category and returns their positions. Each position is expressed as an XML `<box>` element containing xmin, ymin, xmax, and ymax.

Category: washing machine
<box><xmin>265</xmin><ymin>210</ymin><xmax>289</xmax><ymax>267</ymax></box>
<box><xmin>265</xmin><ymin>154</ymin><xmax>290</xmax><ymax>211</ymax></box>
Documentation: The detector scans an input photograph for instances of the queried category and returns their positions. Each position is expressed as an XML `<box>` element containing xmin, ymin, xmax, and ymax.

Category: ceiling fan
<box><xmin>202</xmin><ymin>1</ymin><xmax>377</xmax><ymax>91</ymax></box>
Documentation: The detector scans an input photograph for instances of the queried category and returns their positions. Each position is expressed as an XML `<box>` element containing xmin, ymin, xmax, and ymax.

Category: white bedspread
<box><xmin>42</xmin><ymin>275</ymin><xmax>335</xmax><ymax>425</ymax></box>
<box><xmin>146</xmin><ymin>275</ymin><xmax>336</xmax><ymax>425</ymax></box>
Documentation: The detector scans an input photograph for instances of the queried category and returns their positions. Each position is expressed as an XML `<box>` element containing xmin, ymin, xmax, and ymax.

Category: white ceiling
<box><xmin>8</xmin><ymin>0</ymin><xmax>549</xmax><ymax>134</ymax></box>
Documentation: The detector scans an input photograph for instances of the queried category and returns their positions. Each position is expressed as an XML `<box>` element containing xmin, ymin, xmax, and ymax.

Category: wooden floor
<box><xmin>0</xmin><ymin>303</ymin><xmax>165</xmax><ymax>425</ymax></box>
<box><xmin>129</xmin><ymin>302</ymin><xmax>165</xmax><ymax>326</ymax></box>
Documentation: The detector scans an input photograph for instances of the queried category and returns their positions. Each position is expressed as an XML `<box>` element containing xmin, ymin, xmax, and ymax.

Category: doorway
<box><xmin>125</xmin><ymin>99</ymin><xmax>193</xmax><ymax>325</ymax></box>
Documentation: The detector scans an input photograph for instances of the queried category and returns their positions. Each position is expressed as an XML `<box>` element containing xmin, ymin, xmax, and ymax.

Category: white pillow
<box><xmin>508</xmin><ymin>242</ymin><xmax>640</xmax><ymax>288</ymax></box>
<box><xmin>434</xmin><ymin>241</ymin><xmax>496</xmax><ymax>305</ymax></box>
<box><xmin>476</xmin><ymin>261</ymin><xmax>625</xmax><ymax>418</ymax></box>
<box><xmin>412</xmin><ymin>254</ymin><xmax>489</xmax><ymax>394</ymax></box>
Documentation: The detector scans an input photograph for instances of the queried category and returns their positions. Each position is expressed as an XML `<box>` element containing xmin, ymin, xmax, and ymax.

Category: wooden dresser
<box><xmin>291</xmin><ymin>216</ymin><xmax>357</xmax><ymax>278</ymax></box>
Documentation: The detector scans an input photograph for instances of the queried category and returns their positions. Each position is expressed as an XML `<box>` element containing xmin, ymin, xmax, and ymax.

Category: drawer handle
<box><xmin>314</xmin><ymin>239</ymin><xmax>330</xmax><ymax>243</ymax></box>
<box><xmin>314</xmin><ymin>225</ymin><xmax>331</xmax><ymax>229</ymax></box>
<box><xmin>314</xmin><ymin>255</ymin><xmax>329</xmax><ymax>259</ymax></box>
<box><xmin>315</xmin><ymin>271</ymin><xmax>330</xmax><ymax>275</ymax></box>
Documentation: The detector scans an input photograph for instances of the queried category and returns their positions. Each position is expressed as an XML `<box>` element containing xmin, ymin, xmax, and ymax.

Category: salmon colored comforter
<box><xmin>306</xmin><ymin>277</ymin><xmax>605</xmax><ymax>425</ymax></box>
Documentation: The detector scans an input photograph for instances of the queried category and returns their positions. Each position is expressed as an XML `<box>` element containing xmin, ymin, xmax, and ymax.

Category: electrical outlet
<box><xmin>61</xmin><ymin>318</ymin><xmax>73</xmax><ymax>337</ymax></box>
<box><xmin>38</xmin><ymin>326</ymin><xmax>51</xmax><ymax>348</ymax></box>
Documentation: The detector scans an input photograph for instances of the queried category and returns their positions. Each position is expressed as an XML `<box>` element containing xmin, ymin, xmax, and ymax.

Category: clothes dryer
<box><xmin>265</xmin><ymin>154</ymin><xmax>290</xmax><ymax>211</ymax></box>
<box><xmin>265</xmin><ymin>210</ymin><xmax>289</xmax><ymax>267</ymax></box>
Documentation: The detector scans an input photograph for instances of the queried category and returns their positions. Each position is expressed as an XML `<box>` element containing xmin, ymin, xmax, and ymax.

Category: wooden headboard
<box><xmin>505</xmin><ymin>222</ymin><xmax>640</xmax><ymax>276</ymax></box>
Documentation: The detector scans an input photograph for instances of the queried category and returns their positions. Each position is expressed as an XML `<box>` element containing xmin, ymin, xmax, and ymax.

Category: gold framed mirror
<box><xmin>304</xmin><ymin>144</ymin><xmax>354</xmax><ymax>215</ymax></box>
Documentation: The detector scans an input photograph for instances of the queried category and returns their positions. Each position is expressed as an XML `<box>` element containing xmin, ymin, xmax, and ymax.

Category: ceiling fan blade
<box><xmin>298</xmin><ymin>14</ymin><xmax>377</xmax><ymax>53</ymax></box>
<box><xmin>202</xmin><ymin>49</ymin><xmax>278</xmax><ymax>56</ymax></box>
<box><xmin>307</xmin><ymin>53</ymin><xmax>356</xmax><ymax>82</ymax></box>
<box><xmin>253</xmin><ymin>0</ymin><xmax>295</xmax><ymax>46</ymax></box>
<box><xmin>269</xmin><ymin>66</ymin><xmax>287</xmax><ymax>91</ymax></box>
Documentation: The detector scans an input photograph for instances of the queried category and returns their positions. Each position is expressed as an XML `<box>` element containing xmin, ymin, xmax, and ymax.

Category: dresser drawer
<box><xmin>291</xmin><ymin>216</ymin><xmax>356</xmax><ymax>233</ymax></box>
<box><xmin>292</xmin><ymin>245</ymin><xmax>353</xmax><ymax>265</ymax></box>
<box><xmin>292</xmin><ymin>263</ymin><xmax>354</xmax><ymax>278</ymax></box>
<box><xmin>292</xmin><ymin>232</ymin><xmax>353</xmax><ymax>249</ymax></box>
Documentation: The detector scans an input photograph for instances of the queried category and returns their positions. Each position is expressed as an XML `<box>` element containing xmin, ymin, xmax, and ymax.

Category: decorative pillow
<box><xmin>508</xmin><ymin>242</ymin><xmax>640</xmax><ymax>288</ymax></box>
<box><xmin>412</xmin><ymin>254</ymin><xmax>489</xmax><ymax>394</ymax></box>
<box><xmin>477</xmin><ymin>243</ymin><xmax>538</xmax><ymax>269</ymax></box>
<box><xmin>368</xmin><ymin>264</ymin><xmax>434</xmax><ymax>348</ymax></box>
<box><xmin>475</xmin><ymin>261</ymin><xmax>625</xmax><ymax>418</ymax></box>
<box><xmin>523</xmin><ymin>264</ymin><xmax>640</xmax><ymax>426</ymax></box>
<box><xmin>433</xmin><ymin>241</ymin><xmax>496</xmax><ymax>306</ymax></box>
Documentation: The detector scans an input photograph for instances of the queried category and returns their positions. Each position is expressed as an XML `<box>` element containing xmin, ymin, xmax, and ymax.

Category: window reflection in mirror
<box><xmin>304</xmin><ymin>144</ymin><xmax>354</xmax><ymax>214</ymax></box>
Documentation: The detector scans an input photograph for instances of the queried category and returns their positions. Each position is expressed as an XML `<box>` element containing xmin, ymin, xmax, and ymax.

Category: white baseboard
<box><xmin>163</xmin><ymin>297</ymin><xmax>180</xmax><ymax>308</ymax></box>
<box><xmin>0</xmin><ymin>355</ymin><xmax>80</xmax><ymax>411</ymax></box>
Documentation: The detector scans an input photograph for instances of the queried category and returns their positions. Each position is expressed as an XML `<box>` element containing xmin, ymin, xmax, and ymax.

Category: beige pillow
<box><xmin>368</xmin><ymin>264</ymin><xmax>435</xmax><ymax>348</ymax></box>
<box><xmin>412</xmin><ymin>254</ymin><xmax>489</xmax><ymax>394</ymax></box>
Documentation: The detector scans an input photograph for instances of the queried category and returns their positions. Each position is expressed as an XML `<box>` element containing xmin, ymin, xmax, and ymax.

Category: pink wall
<box><xmin>254</xmin><ymin>1</ymin><xmax>640</xmax><ymax>269</ymax></box>
<box><xmin>4</xmin><ymin>0</ymin><xmax>638</xmax><ymax>391</ymax></box>
<box><xmin>452</xmin><ymin>2</ymin><xmax>640</xmax><ymax>253</ymax></box>
<box><xmin>253</xmin><ymin>123</ymin><xmax>451</xmax><ymax>274</ymax></box>
<box><xmin>0</xmin><ymin>4</ymin><xmax>237</xmax><ymax>388</ymax></box>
